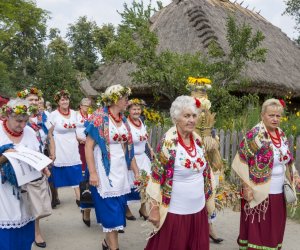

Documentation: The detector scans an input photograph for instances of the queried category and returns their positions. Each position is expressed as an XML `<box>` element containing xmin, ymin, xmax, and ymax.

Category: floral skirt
<box><xmin>145</xmin><ymin>208</ymin><xmax>209</xmax><ymax>250</ymax></box>
<box><xmin>238</xmin><ymin>193</ymin><xmax>286</xmax><ymax>250</ymax></box>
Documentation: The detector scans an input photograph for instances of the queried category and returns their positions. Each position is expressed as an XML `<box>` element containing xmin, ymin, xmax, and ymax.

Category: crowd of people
<box><xmin>0</xmin><ymin>83</ymin><xmax>300</xmax><ymax>250</ymax></box>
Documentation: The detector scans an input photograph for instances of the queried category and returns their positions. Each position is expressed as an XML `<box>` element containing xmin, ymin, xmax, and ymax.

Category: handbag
<box><xmin>79</xmin><ymin>180</ymin><xmax>93</xmax><ymax>204</ymax></box>
<box><xmin>25</xmin><ymin>175</ymin><xmax>52</xmax><ymax>218</ymax></box>
<box><xmin>283</xmin><ymin>179</ymin><xmax>297</xmax><ymax>204</ymax></box>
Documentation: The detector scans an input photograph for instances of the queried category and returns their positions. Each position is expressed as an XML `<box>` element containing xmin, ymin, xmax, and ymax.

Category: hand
<box><xmin>49</xmin><ymin>154</ymin><xmax>56</xmax><ymax>162</ymax></box>
<box><xmin>243</xmin><ymin>186</ymin><xmax>254</xmax><ymax>202</ymax></box>
<box><xmin>42</xmin><ymin>167</ymin><xmax>51</xmax><ymax>177</ymax></box>
<box><xmin>89</xmin><ymin>172</ymin><xmax>99</xmax><ymax>187</ymax></box>
<box><xmin>150</xmin><ymin>150</ymin><xmax>155</xmax><ymax>161</ymax></box>
<box><xmin>148</xmin><ymin>206</ymin><xmax>160</xmax><ymax>228</ymax></box>
<box><xmin>294</xmin><ymin>176</ymin><xmax>300</xmax><ymax>189</ymax></box>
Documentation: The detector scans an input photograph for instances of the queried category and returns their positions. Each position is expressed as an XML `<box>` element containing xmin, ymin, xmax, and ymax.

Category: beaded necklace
<box><xmin>80</xmin><ymin>109</ymin><xmax>88</xmax><ymax>120</ymax></box>
<box><xmin>58</xmin><ymin>107</ymin><xmax>70</xmax><ymax>116</ymax></box>
<box><xmin>129</xmin><ymin>116</ymin><xmax>141</xmax><ymax>128</ymax></box>
<box><xmin>177</xmin><ymin>131</ymin><xmax>196</xmax><ymax>157</ymax></box>
<box><xmin>3</xmin><ymin>120</ymin><xmax>23</xmax><ymax>137</ymax></box>
<box><xmin>108</xmin><ymin>107</ymin><xmax>121</xmax><ymax>123</ymax></box>
<box><xmin>267</xmin><ymin>128</ymin><xmax>281</xmax><ymax>148</ymax></box>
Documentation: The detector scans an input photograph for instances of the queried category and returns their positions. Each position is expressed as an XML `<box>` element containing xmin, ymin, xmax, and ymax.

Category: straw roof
<box><xmin>83</xmin><ymin>0</ymin><xmax>300</xmax><ymax>98</ymax></box>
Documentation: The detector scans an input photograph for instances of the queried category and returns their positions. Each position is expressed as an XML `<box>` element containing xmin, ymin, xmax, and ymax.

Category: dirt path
<box><xmin>32</xmin><ymin>188</ymin><xmax>300</xmax><ymax>250</ymax></box>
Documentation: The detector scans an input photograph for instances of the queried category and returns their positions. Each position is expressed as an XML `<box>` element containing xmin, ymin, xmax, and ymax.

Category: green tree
<box><xmin>66</xmin><ymin>16</ymin><xmax>100</xmax><ymax>76</ymax></box>
<box><xmin>93</xmin><ymin>24</ymin><xmax>116</xmax><ymax>53</ymax></box>
<box><xmin>0</xmin><ymin>0</ymin><xmax>48</xmax><ymax>92</ymax></box>
<box><xmin>36</xmin><ymin>29</ymin><xmax>82</xmax><ymax>107</ymax></box>
<box><xmin>284</xmin><ymin>0</ymin><xmax>300</xmax><ymax>43</ymax></box>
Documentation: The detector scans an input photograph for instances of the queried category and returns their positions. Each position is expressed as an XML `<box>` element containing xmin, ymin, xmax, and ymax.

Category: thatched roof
<box><xmin>82</xmin><ymin>0</ymin><xmax>300</xmax><ymax>97</ymax></box>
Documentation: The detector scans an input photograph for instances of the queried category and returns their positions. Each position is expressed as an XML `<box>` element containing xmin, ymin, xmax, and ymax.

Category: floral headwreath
<box><xmin>128</xmin><ymin>98</ymin><xmax>146</xmax><ymax>107</ymax></box>
<box><xmin>54</xmin><ymin>89</ymin><xmax>71</xmax><ymax>103</ymax></box>
<box><xmin>0</xmin><ymin>104</ymin><xmax>38</xmax><ymax>116</ymax></box>
<box><xmin>17</xmin><ymin>87</ymin><xmax>43</xmax><ymax>99</ymax></box>
<box><xmin>98</xmin><ymin>85</ymin><xmax>131</xmax><ymax>106</ymax></box>
<box><xmin>186</xmin><ymin>77</ymin><xmax>212</xmax><ymax>91</ymax></box>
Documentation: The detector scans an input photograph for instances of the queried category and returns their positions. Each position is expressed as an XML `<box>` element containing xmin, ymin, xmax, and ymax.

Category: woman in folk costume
<box><xmin>48</xmin><ymin>90</ymin><xmax>83</xmax><ymax>205</ymax></box>
<box><xmin>232</xmin><ymin>98</ymin><xmax>300</xmax><ymax>250</ymax></box>
<box><xmin>18</xmin><ymin>88</ymin><xmax>52</xmax><ymax>248</ymax></box>
<box><xmin>189</xmin><ymin>77</ymin><xmax>224</xmax><ymax>244</ymax></box>
<box><xmin>0</xmin><ymin>98</ymin><xmax>49</xmax><ymax>250</ymax></box>
<box><xmin>145</xmin><ymin>96</ymin><xmax>215</xmax><ymax>250</ymax></box>
<box><xmin>76</xmin><ymin>97</ymin><xmax>93</xmax><ymax>226</ymax></box>
<box><xmin>85</xmin><ymin>84</ymin><xmax>139</xmax><ymax>250</ymax></box>
<box><xmin>126</xmin><ymin>98</ymin><xmax>154</xmax><ymax>221</ymax></box>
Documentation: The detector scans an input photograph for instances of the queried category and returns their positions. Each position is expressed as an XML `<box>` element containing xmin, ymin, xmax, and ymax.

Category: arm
<box><xmin>130</xmin><ymin>157</ymin><xmax>139</xmax><ymax>179</ymax></box>
<box><xmin>146</xmin><ymin>141</ymin><xmax>155</xmax><ymax>160</ymax></box>
<box><xmin>85</xmin><ymin>135</ymin><xmax>99</xmax><ymax>187</ymax></box>
<box><xmin>48</xmin><ymin>125</ymin><xmax>56</xmax><ymax>161</ymax></box>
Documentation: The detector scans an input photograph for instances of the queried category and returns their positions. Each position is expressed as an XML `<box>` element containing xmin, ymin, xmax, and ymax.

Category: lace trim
<box><xmin>0</xmin><ymin>217</ymin><xmax>35</xmax><ymax>229</ymax></box>
<box><xmin>244</xmin><ymin>198</ymin><xmax>269</xmax><ymax>223</ymax></box>
<box><xmin>102</xmin><ymin>225</ymin><xmax>124</xmax><ymax>233</ymax></box>
<box><xmin>97</xmin><ymin>186</ymin><xmax>131</xmax><ymax>198</ymax></box>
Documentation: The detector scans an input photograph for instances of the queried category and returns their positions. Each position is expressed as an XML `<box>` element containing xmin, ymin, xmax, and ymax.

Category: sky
<box><xmin>35</xmin><ymin>0</ymin><xmax>298</xmax><ymax>40</ymax></box>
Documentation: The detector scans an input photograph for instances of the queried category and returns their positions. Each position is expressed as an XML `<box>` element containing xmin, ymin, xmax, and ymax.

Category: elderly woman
<box><xmin>126</xmin><ymin>98</ymin><xmax>153</xmax><ymax>220</ymax></box>
<box><xmin>76</xmin><ymin>97</ymin><xmax>92</xmax><ymax>172</ymax></box>
<box><xmin>48</xmin><ymin>90</ymin><xmax>82</xmax><ymax>205</ymax></box>
<box><xmin>145</xmin><ymin>95</ymin><xmax>215</xmax><ymax>250</ymax></box>
<box><xmin>0</xmin><ymin>98</ymin><xmax>47</xmax><ymax>250</ymax></box>
<box><xmin>85</xmin><ymin>84</ymin><xmax>139</xmax><ymax>250</ymax></box>
<box><xmin>232</xmin><ymin>98</ymin><xmax>300</xmax><ymax>250</ymax></box>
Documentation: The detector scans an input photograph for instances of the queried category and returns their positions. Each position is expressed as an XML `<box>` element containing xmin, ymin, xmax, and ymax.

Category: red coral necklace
<box><xmin>108</xmin><ymin>108</ymin><xmax>121</xmax><ymax>123</ymax></box>
<box><xmin>178</xmin><ymin>131</ymin><xmax>196</xmax><ymax>157</ymax></box>
<box><xmin>267</xmin><ymin>129</ymin><xmax>281</xmax><ymax>148</ymax></box>
<box><xmin>129</xmin><ymin>116</ymin><xmax>141</xmax><ymax>128</ymax></box>
<box><xmin>3</xmin><ymin>120</ymin><xmax>23</xmax><ymax>137</ymax></box>
<box><xmin>80</xmin><ymin>110</ymin><xmax>88</xmax><ymax>120</ymax></box>
<box><xmin>58</xmin><ymin>108</ymin><xmax>70</xmax><ymax>116</ymax></box>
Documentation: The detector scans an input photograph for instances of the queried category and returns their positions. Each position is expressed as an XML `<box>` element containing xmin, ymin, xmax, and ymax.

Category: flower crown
<box><xmin>54</xmin><ymin>90</ymin><xmax>71</xmax><ymax>103</ymax></box>
<box><xmin>0</xmin><ymin>104</ymin><xmax>38</xmax><ymax>116</ymax></box>
<box><xmin>128</xmin><ymin>98</ymin><xmax>146</xmax><ymax>106</ymax></box>
<box><xmin>17</xmin><ymin>87</ymin><xmax>43</xmax><ymax>99</ymax></box>
<box><xmin>186</xmin><ymin>77</ymin><xmax>212</xmax><ymax>91</ymax></box>
<box><xmin>99</xmin><ymin>86</ymin><xmax>131</xmax><ymax>106</ymax></box>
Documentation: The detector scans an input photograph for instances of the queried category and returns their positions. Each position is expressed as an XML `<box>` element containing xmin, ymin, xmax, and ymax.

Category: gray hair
<box><xmin>170</xmin><ymin>95</ymin><xmax>199</xmax><ymax>124</ymax></box>
<box><xmin>261</xmin><ymin>98</ymin><xmax>283</xmax><ymax>114</ymax></box>
<box><xmin>80</xmin><ymin>98</ymin><xmax>91</xmax><ymax>106</ymax></box>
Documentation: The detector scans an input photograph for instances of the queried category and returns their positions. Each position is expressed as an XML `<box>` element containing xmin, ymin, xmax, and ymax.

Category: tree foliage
<box><xmin>284</xmin><ymin>0</ymin><xmax>300</xmax><ymax>43</ymax></box>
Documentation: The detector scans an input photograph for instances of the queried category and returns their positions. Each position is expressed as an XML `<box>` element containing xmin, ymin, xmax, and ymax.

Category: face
<box><xmin>26</xmin><ymin>94</ymin><xmax>39</xmax><ymax>107</ymax></box>
<box><xmin>261</xmin><ymin>105</ymin><xmax>283</xmax><ymax>131</ymax></box>
<box><xmin>38</xmin><ymin>99</ymin><xmax>45</xmax><ymax>111</ymax></box>
<box><xmin>7</xmin><ymin>114</ymin><xmax>29</xmax><ymax>133</ymax></box>
<box><xmin>115</xmin><ymin>95</ymin><xmax>129</xmax><ymax>112</ymax></box>
<box><xmin>58</xmin><ymin>96</ymin><xmax>70</xmax><ymax>109</ymax></box>
<box><xmin>176</xmin><ymin>108</ymin><xmax>197</xmax><ymax>134</ymax></box>
<box><xmin>129</xmin><ymin>105</ymin><xmax>142</xmax><ymax>120</ymax></box>
<box><xmin>80</xmin><ymin>103</ymin><xmax>90</xmax><ymax>113</ymax></box>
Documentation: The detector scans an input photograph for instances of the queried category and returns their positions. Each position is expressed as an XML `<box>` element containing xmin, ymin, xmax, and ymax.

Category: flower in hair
<box><xmin>128</xmin><ymin>98</ymin><xmax>146</xmax><ymax>106</ymax></box>
<box><xmin>195</xmin><ymin>98</ymin><xmax>201</xmax><ymax>108</ymax></box>
<box><xmin>279</xmin><ymin>99</ymin><xmax>286</xmax><ymax>108</ymax></box>
<box><xmin>0</xmin><ymin>104</ymin><xmax>38</xmax><ymax>116</ymax></box>
<box><xmin>100</xmin><ymin>86</ymin><xmax>131</xmax><ymax>106</ymax></box>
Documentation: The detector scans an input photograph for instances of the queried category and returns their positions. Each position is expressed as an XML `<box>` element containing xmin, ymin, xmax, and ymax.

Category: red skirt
<box><xmin>145</xmin><ymin>208</ymin><xmax>209</xmax><ymax>250</ymax></box>
<box><xmin>79</xmin><ymin>144</ymin><xmax>86</xmax><ymax>171</ymax></box>
<box><xmin>238</xmin><ymin>193</ymin><xmax>286</xmax><ymax>250</ymax></box>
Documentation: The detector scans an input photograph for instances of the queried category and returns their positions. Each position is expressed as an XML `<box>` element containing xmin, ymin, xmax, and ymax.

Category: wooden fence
<box><xmin>148</xmin><ymin>127</ymin><xmax>300</xmax><ymax>173</ymax></box>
